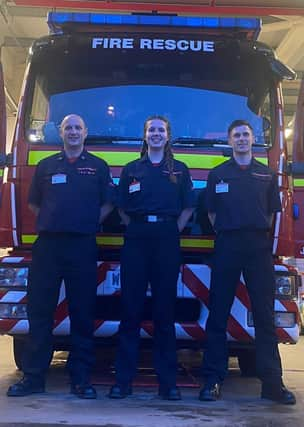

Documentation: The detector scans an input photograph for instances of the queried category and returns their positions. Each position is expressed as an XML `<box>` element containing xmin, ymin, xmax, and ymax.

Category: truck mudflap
<box><xmin>0</xmin><ymin>258</ymin><xmax>300</xmax><ymax>344</ymax></box>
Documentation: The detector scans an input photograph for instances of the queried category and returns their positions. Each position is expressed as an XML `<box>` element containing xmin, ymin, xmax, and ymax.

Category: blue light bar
<box><xmin>47</xmin><ymin>12</ymin><xmax>261</xmax><ymax>39</ymax></box>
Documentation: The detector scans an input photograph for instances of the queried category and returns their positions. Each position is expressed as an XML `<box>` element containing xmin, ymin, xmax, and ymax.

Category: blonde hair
<box><xmin>141</xmin><ymin>115</ymin><xmax>177</xmax><ymax>183</ymax></box>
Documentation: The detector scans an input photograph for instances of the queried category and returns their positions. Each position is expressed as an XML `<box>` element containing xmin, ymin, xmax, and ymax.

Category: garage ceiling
<box><xmin>1</xmin><ymin>0</ymin><xmax>304</xmax><ymax>136</ymax></box>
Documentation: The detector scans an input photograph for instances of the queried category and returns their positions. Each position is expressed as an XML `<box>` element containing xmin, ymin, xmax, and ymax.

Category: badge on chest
<box><xmin>51</xmin><ymin>173</ymin><xmax>67</xmax><ymax>184</ymax></box>
<box><xmin>129</xmin><ymin>180</ymin><xmax>141</xmax><ymax>193</ymax></box>
<box><xmin>216</xmin><ymin>181</ymin><xmax>229</xmax><ymax>193</ymax></box>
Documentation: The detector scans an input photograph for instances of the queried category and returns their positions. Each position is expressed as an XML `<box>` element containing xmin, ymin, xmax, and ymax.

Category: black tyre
<box><xmin>237</xmin><ymin>349</ymin><xmax>257</xmax><ymax>377</ymax></box>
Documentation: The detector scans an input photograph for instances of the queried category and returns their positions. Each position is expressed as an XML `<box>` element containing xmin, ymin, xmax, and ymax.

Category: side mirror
<box><xmin>0</xmin><ymin>152</ymin><xmax>13</xmax><ymax>167</ymax></box>
<box><xmin>289</xmin><ymin>161</ymin><xmax>304</xmax><ymax>176</ymax></box>
<box><xmin>42</xmin><ymin>122</ymin><xmax>62</xmax><ymax>145</ymax></box>
<box><xmin>270</xmin><ymin>58</ymin><xmax>296</xmax><ymax>81</ymax></box>
<box><xmin>263</xmin><ymin>117</ymin><xmax>271</xmax><ymax>132</ymax></box>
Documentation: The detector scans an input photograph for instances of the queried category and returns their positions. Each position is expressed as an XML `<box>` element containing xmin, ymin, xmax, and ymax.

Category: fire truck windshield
<box><xmin>25</xmin><ymin>35</ymin><xmax>274</xmax><ymax>146</ymax></box>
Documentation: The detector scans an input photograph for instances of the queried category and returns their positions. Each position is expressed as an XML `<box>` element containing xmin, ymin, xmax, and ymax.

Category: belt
<box><xmin>39</xmin><ymin>231</ymin><xmax>94</xmax><ymax>237</ymax></box>
<box><xmin>218</xmin><ymin>229</ymin><xmax>269</xmax><ymax>234</ymax></box>
<box><xmin>131</xmin><ymin>214</ymin><xmax>177</xmax><ymax>223</ymax></box>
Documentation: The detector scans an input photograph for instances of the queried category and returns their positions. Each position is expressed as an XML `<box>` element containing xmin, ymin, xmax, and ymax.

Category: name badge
<box><xmin>216</xmin><ymin>181</ymin><xmax>229</xmax><ymax>193</ymax></box>
<box><xmin>129</xmin><ymin>181</ymin><xmax>141</xmax><ymax>193</ymax></box>
<box><xmin>52</xmin><ymin>174</ymin><xmax>67</xmax><ymax>184</ymax></box>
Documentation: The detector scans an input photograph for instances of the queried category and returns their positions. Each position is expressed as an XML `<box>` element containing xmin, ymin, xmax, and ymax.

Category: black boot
<box><xmin>7</xmin><ymin>376</ymin><xmax>45</xmax><ymax>397</ymax></box>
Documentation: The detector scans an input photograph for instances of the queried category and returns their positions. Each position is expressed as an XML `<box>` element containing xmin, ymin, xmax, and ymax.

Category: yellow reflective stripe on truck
<box><xmin>28</xmin><ymin>150</ymin><xmax>139</xmax><ymax>166</ymax></box>
<box><xmin>19</xmin><ymin>235</ymin><xmax>125</xmax><ymax>246</ymax></box>
<box><xmin>21</xmin><ymin>234</ymin><xmax>214</xmax><ymax>249</ymax></box>
<box><xmin>22</xmin><ymin>235</ymin><xmax>37</xmax><ymax>244</ymax></box>
<box><xmin>96</xmin><ymin>236</ymin><xmax>124</xmax><ymax>246</ymax></box>
<box><xmin>180</xmin><ymin>238</ymin><xmax>214</xmax><ymax>249</ymax></box>
<box><xmin>28</xmin><ymin>150</ymin><xmax>268</xmax><ymax>168</ymax></box>
<box><xmin>293</xmin><ymin>179</ymin><xmax>304</xmax><ymax>187</ymax></box>
<box><xmin>28</xmin><ymin>151</ymin><xmax>59</xmax><ymax>164</ymax></box>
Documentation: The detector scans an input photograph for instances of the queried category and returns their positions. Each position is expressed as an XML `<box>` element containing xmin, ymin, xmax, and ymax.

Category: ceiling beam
<box><xmin>6</xmin><ymin>4</ymin><xmax>48</xmax><ymax>17</ymax></box>
<box><xmin>260</xmin><ymin>19</ymin><xmax>296</xmax><ymax>33</ymax></box>
<box><xmin>276</xmin><ymin>20</ymin><xmax>304</xmax><ymax>69</ymax></box>
<box><xmin>4</xmin><ymin>85</ymin><xmax>18</xmax><ymax>113</ymax></box>
<box><xmin>4</xmin><ymin>35</ymin><xmax>35</xmax><ymax>47</ymax></box>
<box><xmin>8</xmin><ymin>1</ymin><xmax>304</xmax><ymax>16</ymax></box>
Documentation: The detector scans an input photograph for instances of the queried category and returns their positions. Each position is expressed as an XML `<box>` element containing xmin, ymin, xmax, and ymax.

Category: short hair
<box><xmin>60</xmin><ymin>114</ymin><xmax>86</xmax><ymax>130</ymax></box>
<box><xmin>228</xmin><ymin>120</ymin><xmax>253</xmax><ymax>136</ymax></box>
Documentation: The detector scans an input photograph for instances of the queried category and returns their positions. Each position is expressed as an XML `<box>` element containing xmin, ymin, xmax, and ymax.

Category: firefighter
<box><xmin>199</xmin><ymin>119</ymin><xmax>296</xmax><ymax>405</ymax></box>
<box><xmin>7</xmin><ymin>114</ymin><xmax>115</xmax><ymax>399</ymax></box>
<box><xmin>108</xmin><ymin>115</ymin><xmax>195</xmax><ymax>400</ymax></box>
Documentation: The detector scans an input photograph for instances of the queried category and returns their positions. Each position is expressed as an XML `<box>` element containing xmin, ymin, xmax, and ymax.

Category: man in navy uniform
<box><xmin>199</xmin><ymin>119</ymin><xmax>296</xmax><ymax>405</ymax></box>
<box><xmin>7</xmin><ymin>114</ymin><xmax>115</xmax><ymax>399</ymax></box>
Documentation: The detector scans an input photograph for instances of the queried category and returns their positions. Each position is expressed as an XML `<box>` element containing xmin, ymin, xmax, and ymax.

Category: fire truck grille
<box><xmin>95</xmin><ymin>296</ymin><xmax>201</xmax><ymax>322</ymax></box>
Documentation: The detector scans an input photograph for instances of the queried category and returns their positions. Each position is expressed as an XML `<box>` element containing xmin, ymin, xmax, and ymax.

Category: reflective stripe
<box><xmin>176</xmin><ymin>154</ymin><xmax>267</xmax><ymax>168</ymax></box>
<box><xmin>28</xmin><ymin>150</ymin><xmax>60</xmax><ymax>164</ymax></box>
<box><xmin>22</xmin><ymin>234</ymin><xmax>214</xmax><ymax>249</ymax></box>
<box><xmin>293</xmin><ymin>179</ymin><xmax>304</xmax><ymax>187</ymax></box>
<box><xmin>28</xmin><ymin>150</ymin><xmax>268</xmax><ymax>168</ymax></box>
<box><xmin>113</xmin><ymin>176</ymin><xmax>206</xmax><ymax>188</ymax></box>
<box><xmin>11</xmin><ymin>183</ymin><xmax>18</xmax><ymax>247</ymax></box>
<box><xmin>0</xmin><ymin>169</ymin><xmax>3</xmax><ymax>177</ymax></box>
<box><xmin>181</xmin><ymin>238</ymin><xmax>214</xmax><ymax>249</ymax></box>
<box><xmin>22</xmin><ymin>235</ymin><xmax>37</xmax><ymax>244</ymax></box>
<box><xmin>96</xmin><ymin>236</ymin><xmax>124</xmax><ymax>246</ymax></box>
<box><xmin>28</xmin><ymin>150</ymin><xmax>138</xmax><ymax>166</ymax></box>
<box><xmin>21</xmin><ymin>234</ymin><xmax>124</xmax><ymax>245</ymax></box>
<box><xmin>1</xmin><ymin>260</ymin><xmax>297</xmax><ymax>343</ymax></box>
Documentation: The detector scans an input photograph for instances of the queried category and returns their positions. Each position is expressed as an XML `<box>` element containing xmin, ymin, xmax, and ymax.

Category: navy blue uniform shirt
<box><xmin>206</xmin><ymin>157</ymin><xmax>281</xmax><ymax>232</ymax></box>
<box><xmin>118</xmin><ymin>154</ymin><xmax>195</xmax><ymax>216</ymax></box>
<box><xmin>28</xmin><ymin>150</ymin><xmax>115</xmax><ymax>233</ymax></box>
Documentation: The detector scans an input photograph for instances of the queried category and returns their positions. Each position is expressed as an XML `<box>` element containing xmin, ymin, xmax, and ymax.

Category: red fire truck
<box><xmin>0</xmin><ymin>10</ymin><xmax>302</xmax><ymax>374</ymax></box>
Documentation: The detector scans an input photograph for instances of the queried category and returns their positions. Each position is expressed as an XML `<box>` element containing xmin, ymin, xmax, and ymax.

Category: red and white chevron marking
<box><xmin>0</xmin><ymin>261</ymin><xmax>299</xmax><ymax>343</ymax></box>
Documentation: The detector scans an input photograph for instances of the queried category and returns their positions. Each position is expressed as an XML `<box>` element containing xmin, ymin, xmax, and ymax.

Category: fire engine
<box><xmin>0</xmin><ymin>9</ymin><xmax>302</xmax><ymax>375</ymax></box>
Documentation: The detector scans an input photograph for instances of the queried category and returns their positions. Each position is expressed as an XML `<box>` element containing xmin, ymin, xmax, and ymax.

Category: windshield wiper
<box><xmin>86</xmin><ymin>135</ymin><xmax>142</xmax><ymax>143</ymax></box>
<box><xmin>172</xmin><ymin>137</ymin><xmax>226</xmax><ymax>146</ymax></box>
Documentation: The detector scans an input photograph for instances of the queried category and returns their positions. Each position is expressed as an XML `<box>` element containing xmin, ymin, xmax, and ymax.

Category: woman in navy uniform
<box><xmin>109</xmin><ymin>115</ymin><xmax>195</xmax><ymax>400</ymax></box>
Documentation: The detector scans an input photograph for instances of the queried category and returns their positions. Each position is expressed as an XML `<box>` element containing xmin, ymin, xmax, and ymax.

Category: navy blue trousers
<box><xmin>22</xmin><ymin>233</ymin><xmax>98</xmax><ymax>385</ymax></box>
<box><xmin>202</xmin><ymin>230</ymin><xmax>282</xmax><ymax>385</ymax></box>
<box><xmin>115</xmin><ymin>221</ymin><xmax>180</xmax><ymax>388</ymax></box>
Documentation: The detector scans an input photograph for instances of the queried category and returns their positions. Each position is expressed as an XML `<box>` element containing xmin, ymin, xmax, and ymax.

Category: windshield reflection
<box><xmin>29</xmin><ymin>85</ymin><xmax>269</xmax><ymax>145</ymax></box>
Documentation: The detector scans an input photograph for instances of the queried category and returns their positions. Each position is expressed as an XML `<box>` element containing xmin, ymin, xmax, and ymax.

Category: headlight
<box><xmin>0</xmin><ymin>267</ymin><xmax>28</xmax><ymax>287</ymax></box>
<box><xmin>275</xmin><ymin>274</ymin><xmax>296</xmax><ymax>298</ymax></box>
<box><xmin>0</xmin><ymin>303</ymin><xmax>27</xmax><ymax>319</ymax></box>
<box><xmin>248</xmin><ymin>311</ymin><xmax>295</xmax><ymax>328</ymax></box>
<box><xmin>274</xmin><ymin>312</ymin><xmax>296</xmax><ymax>328</ymax></box>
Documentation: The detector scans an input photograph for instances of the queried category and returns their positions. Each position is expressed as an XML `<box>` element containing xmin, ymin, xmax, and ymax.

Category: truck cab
<box><xmin>0</xmin><ymin>12</ymin><xmax>301</xmax><ymax>372</ymax></box>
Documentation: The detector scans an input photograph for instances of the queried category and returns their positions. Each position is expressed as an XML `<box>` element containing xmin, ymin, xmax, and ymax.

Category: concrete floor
<box><xmin>0</xmin><ymin>335</ymin><xmax>303</xmax><ymax>427</ymax></box>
